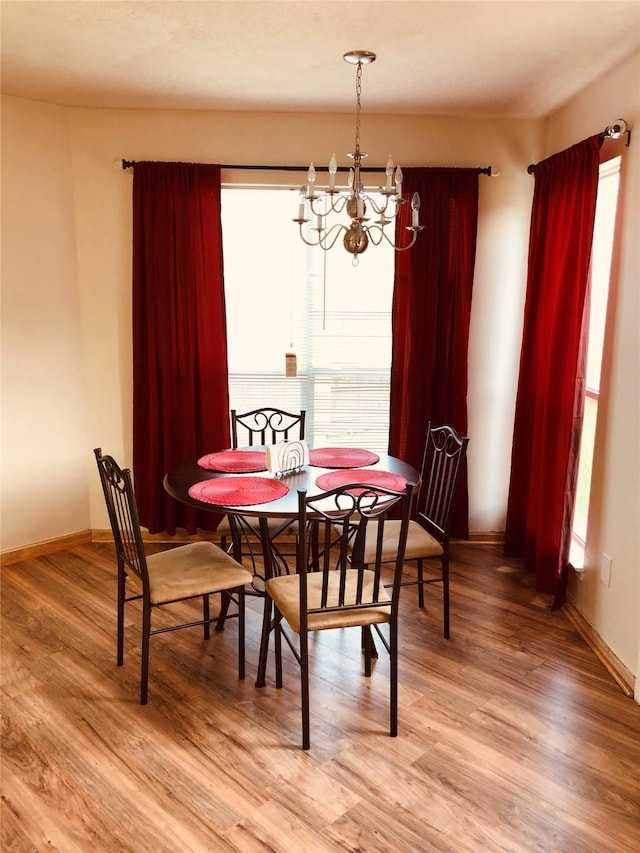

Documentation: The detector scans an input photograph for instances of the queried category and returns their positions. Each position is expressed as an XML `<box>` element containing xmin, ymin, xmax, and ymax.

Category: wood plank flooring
<box><xmin>2</xmin><ymin>542</ymin><xmax>639</xmax><ymax>852</ymax></box>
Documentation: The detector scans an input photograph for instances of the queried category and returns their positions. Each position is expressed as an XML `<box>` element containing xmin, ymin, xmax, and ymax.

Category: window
<box><xmin>221</xmin><ymin>187</ymin><xmax>395</xmax><ymax>453</ymax></box>
<box><xmin>570</xmin><ymin>156</ymin><xmax>621</xmax><ymax>566</ymax></box>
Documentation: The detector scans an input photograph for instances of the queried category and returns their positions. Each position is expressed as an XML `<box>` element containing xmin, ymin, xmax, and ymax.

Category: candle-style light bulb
<box><xmin>385</xmin><ymin>156</ymin><xmax>394</xmax><ymax>191</ymax></box>
<box><xmin>411</xmin><ymin>192</ymin><xmax>420</xmax><ymax>227</ymax></box>
<box><xmin>347</xmin><ymin>167</ymin><xmax>354</xmax><ymax>192</ymax></box>
<box><xmin>307</xmin><ymin>163</ymin><xmax>316</xmax><ymax>197</ymax></box>
<box><xmin>356</xmin><ymin>182</ymin><xmax>365</xmax><ymax>218</ymax></box>
<box><xmin>297</xmin><ymin>186</ymin><xmax>306</xmax><ymax>219</ymax></box>
<box><xmin>328</xmin><ymin>153</ymin><xmax>338</xmax><ymax>190</ymax></box>
<box><xmin>395</xmin><ymin>164</ymin><xmax>403</xmax><ymax>199</ymax></box>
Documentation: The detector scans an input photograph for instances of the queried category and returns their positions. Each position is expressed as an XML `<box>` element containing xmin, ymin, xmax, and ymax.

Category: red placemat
<box><xmin>188</xmin><ymin>477</ymin><xmax>289</xmax><ymax>506</ymax></box>
<box><xmin>198</xmin><ymin>449</ymin><xmax>267</xmax><ymax>473</ymax></box>
<box><xmin>309</xmin><ymin>447</ymin><xmax>380</xmax><ymax>468</ymax></box>
<box><xmin>315</xmin><ymin>469</ymin><xmax>407</xmax><ymax>495</ymax></box>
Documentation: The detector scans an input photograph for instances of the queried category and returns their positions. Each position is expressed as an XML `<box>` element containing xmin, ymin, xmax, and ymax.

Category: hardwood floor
<box><xmin>2</xmin><ymin>542</ymin><xmax>639</xmax><ymax>852</ymax></box>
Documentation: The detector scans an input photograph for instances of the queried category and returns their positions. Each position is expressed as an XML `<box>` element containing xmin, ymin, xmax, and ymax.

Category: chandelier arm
<box><xmin>391</xmin><ymin>228</ymin><xmax>421</xmax><ymax>253</ymax></box>
<box><xmin>297</xmin><ymin>222</ymin><xmax>347</xmax><ymax>251</ymax></box>
<box><xmin>361</xmin><ymin>225</ymin><xmax>385</xmax><ymax>247</ymax></box>
<box><xmin>319</xmin><ymin>223</ymin><xmax>349</xmax><ymax>251</ymax></box>
<box><xmin>309</xmin><ymin>195</ymin><xmax>348</xmax><ymax>216</ymax></box>
<box><xmin>360</xmin><ymin>194</ymin><xmax>391</xmax><ymax>217</ymax></box>
<box><xmin>366</xmin><ymin>224</ymin><xmax>421</xmax><ymax>252</ymax></box>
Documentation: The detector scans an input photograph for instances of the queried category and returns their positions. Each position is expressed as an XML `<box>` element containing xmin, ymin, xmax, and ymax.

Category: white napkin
<box><xmin>266</xmin><ymin>439</ymin><xmax>309</xmax><ymax>475</ymax></box>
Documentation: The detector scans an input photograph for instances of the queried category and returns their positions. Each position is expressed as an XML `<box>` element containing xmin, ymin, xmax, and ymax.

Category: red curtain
<box><xmin>132</xmin><ymin>162</ymin><xmax>230</xmax><ymax>534</ymax></box>
<box><xmin>504</xmin><ymin>136</ymin><xmax>601</xmax><ymax>601</ymax></box>
<box><xmin>389</xmin><ymin>168</ymin><xmax>479</xmax><ymax>538</ymax></box>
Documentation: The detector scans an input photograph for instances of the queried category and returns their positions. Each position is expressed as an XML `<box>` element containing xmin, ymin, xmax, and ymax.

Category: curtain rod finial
<box><xmin>605</xmin><ymin>119</ymin><xmax>628</xmax><ymax>139</ymax></box>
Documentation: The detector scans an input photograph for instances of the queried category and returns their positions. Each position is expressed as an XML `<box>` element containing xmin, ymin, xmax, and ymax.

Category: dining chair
<box><xmin>262</xmin><ymin>478</ymin><xmax>416</xmax><ymax>750</ymax></box>
<box><xmin>359</xmin><ymin>423</ymin><xmax>469</xmax><ymax>638</ymax></box>
<box><xmin>94</xmin><ymin>448</ymin><xmax>252</xmax><ymax>704</ymax></box>
<box><xmin>218</xmin><ymin>406</ymin><xmax>306</xmax><ymax>565</ymax></box>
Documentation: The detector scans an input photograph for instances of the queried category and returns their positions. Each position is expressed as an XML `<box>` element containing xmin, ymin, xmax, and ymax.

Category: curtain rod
<box><xmin>527</xmin><ymin>120</ymin><xmax>631</xmax><ymax>174</ymax></box>
<box><xmin>121</xmin><ymin>159</ymin><xmax>494</xmax><ymax>176</ymax></box>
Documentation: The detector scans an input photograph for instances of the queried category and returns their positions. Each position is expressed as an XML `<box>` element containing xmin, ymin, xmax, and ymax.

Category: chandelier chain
<box><xmin>354</xmin><ymin>61</ymin><xmax>362</xmax><ymax>159</ymax></box>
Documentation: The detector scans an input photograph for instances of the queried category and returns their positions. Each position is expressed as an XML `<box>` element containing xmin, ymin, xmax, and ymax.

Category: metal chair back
<box><xmin>231</xmin><ymin>407</ymin><xmax>306</xmax><ymax>447</ymax></box>
<box><xmin>417</xmin><ymin>422</ymin><xmax>469</xmax><ymax>544</ymax></box>
<box><xmin>94</xmin><ymin>448</ymin><xmax>149</xmax><ymax>591</ymax></box>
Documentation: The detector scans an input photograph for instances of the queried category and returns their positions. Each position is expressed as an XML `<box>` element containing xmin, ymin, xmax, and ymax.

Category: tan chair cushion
<box><xmin>362</xmin><ymin>519</ymin><xmax>443</xmax><ymax>564</ymax></box>
<box><xmin>146</xmin><ymin>541</ymin><xmax>252</xmax><ymax>605</ymax></box>
<box><xmin>265</xmin><ymin>570</ymin><xmax>391</xmax><ymax>633</ymax></box>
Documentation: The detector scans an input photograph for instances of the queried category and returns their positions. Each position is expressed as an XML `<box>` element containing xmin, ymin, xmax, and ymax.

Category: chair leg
<box><xmin>238</xmin><ymin>588</ymin><xmax>245</xmax><ymax>680</ymax></box>
<box><xmin>117</xmin><ymin>566</ymin><xmax>126</xmax><ymax>666</ymax></box>
<box><xmin>361</xmin><ymin>624</ymin><xmax>378</xmax><ymax>659</ymax></box>
<box><xmin>215</xmin><ymin>591</ymin><xmax>231</xmax><ymax>632</ymax></box>
<box><xmin>443</xmin><ymin>555</ymin><xmax>450</xmax><ymax>639</ymax></box>
<box><xmin>300</xmin><ymin>630</ymin><xmax>310</xmax><ymax>750</ymax></box>
<box><xmin>140</xmin><ymin>601</ymin><xmax>151</xmax><ymax>705</ymax></box>
<box><xmin>274</xmin><ymin>609</ymin><xmax>283</xmax><ymax>689</ymax></box>
<box><xmin>390</xmin><ymin>623</ymin><xmax>398</xmax><ymax>737</ymax></box>
<box><xmin>363</xmin><ymin>626</ymin><xmax>374</xmax><ymax>677</ymax></box>
<box><xmin>256</xmin><ymin>594</ymin><xmax>273</xmax><ymax>688</ymax></box>
<box><xmin>203</xmin><ymin>594</ymin><xmax>211</xmax><ymax>640</ymax></box>
<box><xmin>217</xmin><ymin>523</ymin><xmax>244</xmax><ymax>632</ymax></box>
<box><xmin>417</xmin><ymin>559</ymin><xmax>425</xmax><ymax>608</ymax></box>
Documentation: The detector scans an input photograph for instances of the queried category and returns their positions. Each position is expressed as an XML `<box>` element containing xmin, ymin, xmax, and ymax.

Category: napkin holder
<box><xmin>266</xmin><ymin>439</ymin><xmax>309</xmax><ymax>477</ymax></box>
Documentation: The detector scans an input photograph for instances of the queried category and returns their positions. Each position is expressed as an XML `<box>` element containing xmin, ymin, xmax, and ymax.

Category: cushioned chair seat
<box><xmin>265</xmin><ymin>570</ymin><xmax>391</xmax><ymax>633</ymax></box>
<box><xmin>147</xmin><ymin>541</ymin><xmax>252</xmax><ymax>604</ymax></box>
<box><xmin>361</xmin><ymin>519</ymin><xmax>443</xmax><ymax>564</ymax></box>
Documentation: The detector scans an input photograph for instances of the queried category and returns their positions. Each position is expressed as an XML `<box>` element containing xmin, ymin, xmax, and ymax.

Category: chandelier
<box><xmin>294</xmin><ymin>50</ymin><xmax>423</xmax><ymax>263</ymax></box>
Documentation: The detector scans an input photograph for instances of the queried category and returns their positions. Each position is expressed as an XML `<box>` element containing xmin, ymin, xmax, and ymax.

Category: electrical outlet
<box><xmin>600</xmin><ymin>553</ymin><xmax>612</xmax><ymax>587</ymax></box>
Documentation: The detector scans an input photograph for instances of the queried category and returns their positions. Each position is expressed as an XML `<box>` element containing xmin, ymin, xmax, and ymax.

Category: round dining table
<box><xmin>163</xmin><ymin>446</ymin><xmax>420</xmax><ymax>687</ymax></box>
<box><xmin>163</xmin><ymin>447</ymin><xmax>419</xmax><ymax>519</ymax></box>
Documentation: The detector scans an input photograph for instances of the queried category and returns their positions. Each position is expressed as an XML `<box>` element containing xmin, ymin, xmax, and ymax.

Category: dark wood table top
<box><xmin>164</xmin><ymin>448</ymin><xmax>420</xmax><ymax>518</ymax></box>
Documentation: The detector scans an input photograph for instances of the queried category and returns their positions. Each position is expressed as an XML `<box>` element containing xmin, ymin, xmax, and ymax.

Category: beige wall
<box><xmin>1</xmin><ymin>52</ymin><xmax>637</xmax><ymax>692</ymax></box>
<box><xmin>1</xmin><ymin>98</ymin><xmax>90</xmax><ymax>548</ymax></box>
<box><xmin>545</xmin><ymin>51</ymin><xmax>640</xmax><ymax>696</ymax></box>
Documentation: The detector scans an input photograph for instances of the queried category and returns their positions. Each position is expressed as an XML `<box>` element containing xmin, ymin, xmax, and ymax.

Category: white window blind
<box><xmin>221</xmin><ymin>187</ymin><xmax>394</xmax><ymax>452</ymax></box>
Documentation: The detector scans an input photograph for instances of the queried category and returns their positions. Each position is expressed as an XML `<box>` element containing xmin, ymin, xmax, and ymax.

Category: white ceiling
<box><xmin>1</xmin><ymin>1</ymin><xmax>639</xmax><ymax>118</ymax></box>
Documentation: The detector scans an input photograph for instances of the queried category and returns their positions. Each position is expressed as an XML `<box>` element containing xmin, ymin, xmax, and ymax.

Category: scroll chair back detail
<box><xmin>231</xmin><ymin>407</ymin><xmax>306</xmax><ymax>448</ymax></box>
<box><xmin>263</xmin><ymin>480</ymin><xmax>416</xmax><ymax>749</ymax></box>
<box><xmin>94</xmin><ymin>448</ymin><xmax>252</xmax><ymax>705</ymax></box>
